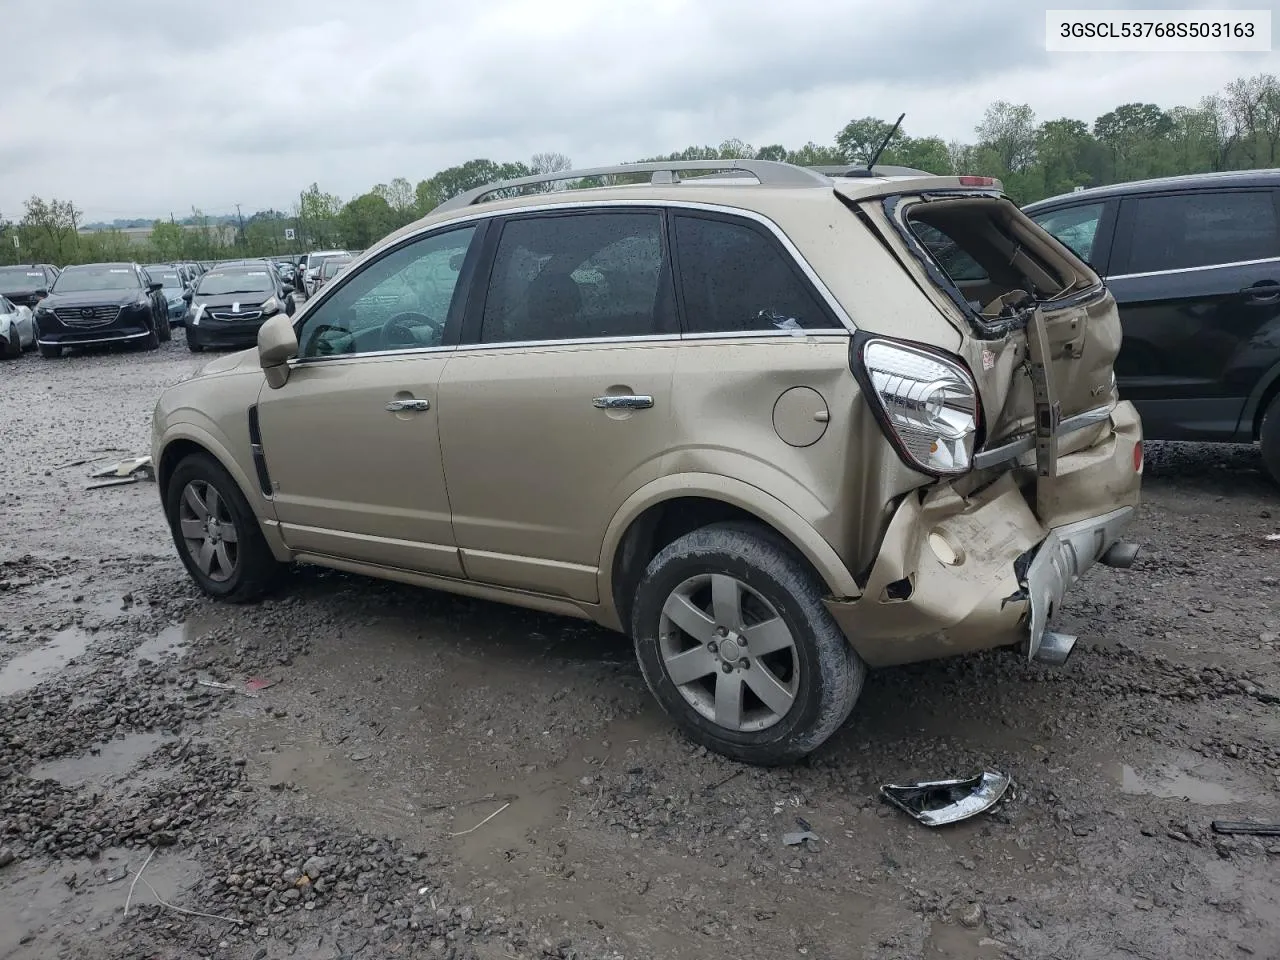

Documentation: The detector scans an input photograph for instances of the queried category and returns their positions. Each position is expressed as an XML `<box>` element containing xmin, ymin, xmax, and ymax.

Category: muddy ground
<box><xmin>1</xmin><ymin>330</ymin><xmax>1278</xmax><ymax>960</ymax></box>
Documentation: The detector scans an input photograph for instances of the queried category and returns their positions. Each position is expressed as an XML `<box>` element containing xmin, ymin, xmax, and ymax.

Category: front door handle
<box><xmin>1241</xmin><ymin>281</ymin><xmax>1280</xmax><ymax>304</ymax></box>
<box><xmin>593</xmin><ymin>395</ymin><xmax>654</xmax><ymax>410</ymax></box>
<box><xmin>386</xmin><ymin>398</ymin><xmax>431</xmax><ymax>412</ymax></box>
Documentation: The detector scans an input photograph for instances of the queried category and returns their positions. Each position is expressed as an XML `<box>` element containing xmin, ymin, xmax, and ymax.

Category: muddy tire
<box><xmin>38</xmin><ymin>342</ymin><xmax>62</xmax><ymax>359</ymax></box>
<box><xmin>164</xmin><ymin>452</ymin><xmax>278</xmax><ymax>602</ymax></box>
<box><xmin>631</xmin><ymin>522</ymin><xmax>865</xmax><ymax>766</ymax></box>
<box><xmin>1261</xmin><ymin>394</ymin><xmax>1280</xmax><ymax>486</ymax></box>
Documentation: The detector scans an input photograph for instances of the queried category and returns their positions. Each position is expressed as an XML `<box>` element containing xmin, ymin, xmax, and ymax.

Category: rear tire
<box><xmin>39</xmin><ymin>343</ymin><xmax>62</xmax><ymax>359</ymax></box>
<box><xmin>631</xmin><ymin>522</ymin><xmax>865</xmax><ymax>766</ymax></box>
<box><xmin>164</xmin><ymin>453</ymin><xmax>278</xmax><ymax>602</ymax></box>
<box><xmin>1261</xmin><ymin>394</ymin><xmax>1280</xmax><ymax>485</ymax></box>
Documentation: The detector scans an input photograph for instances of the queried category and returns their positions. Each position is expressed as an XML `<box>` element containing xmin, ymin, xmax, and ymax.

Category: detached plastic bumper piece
<box><xmin>880</xmin><ymin>770</ymin><xmax>1012</xmax><ymax>827</ymax></box>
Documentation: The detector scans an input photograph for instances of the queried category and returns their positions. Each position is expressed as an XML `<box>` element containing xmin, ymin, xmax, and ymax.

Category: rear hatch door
<box><xmin>840</xmin><ymin>182</ymin><xmax>1121</xmax><ymax>454</ymax></box>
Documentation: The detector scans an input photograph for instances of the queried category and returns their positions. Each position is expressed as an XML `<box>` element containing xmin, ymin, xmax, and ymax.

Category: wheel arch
<box><xmin>598</xmin><ymin>474</ymin><xmax>861</xmax><ymax>634</ymax></box>
<box><xmin>156</xmin><ymin>424</ymin><xmax>291</xmax><ymax>561</ymax></box>
<box><xmin>1248</xmin><ymin>360</ymin><xmax>1280</xmax><ymax>439</ymax></box>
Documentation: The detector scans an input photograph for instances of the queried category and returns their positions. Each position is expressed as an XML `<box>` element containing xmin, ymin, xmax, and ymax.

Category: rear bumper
<box><xmin>826</xmin><ymin>400</ymin><xmax>1142</xmax><ymax>667</ymax></box>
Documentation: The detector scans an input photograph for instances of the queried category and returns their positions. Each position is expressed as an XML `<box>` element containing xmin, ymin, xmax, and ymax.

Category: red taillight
<box><xmin>1133</xmin><ymin>443</ymin><xmax>1144</xmax><ymax>473</ymax></box>
<box><xmin>958</xmin><ymin>175</ymin><xmax>996</xmax><ymax>187</ymax></box>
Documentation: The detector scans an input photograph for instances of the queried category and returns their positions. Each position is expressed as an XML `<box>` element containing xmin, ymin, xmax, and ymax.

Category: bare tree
<box><xmin>975</xmin><ymin>102</ymin><xmax>1038</xmax><ymax>172</ymax></box>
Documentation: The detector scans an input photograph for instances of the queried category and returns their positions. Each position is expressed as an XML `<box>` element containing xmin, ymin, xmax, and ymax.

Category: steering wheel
<box><xmin>381</xmin><ymin>311</ymin><xmax>441</xmax><ymax>349</ymax></box>
<box><xmin>305</xmin><ymin>322</ymin><xmax>351</xmax><ymax>356</ymax></box>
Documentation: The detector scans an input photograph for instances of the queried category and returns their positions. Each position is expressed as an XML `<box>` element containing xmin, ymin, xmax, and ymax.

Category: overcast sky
<box><xmin>1</xmin><ymin>0</ymin><xmax>1276</xmax><ymax>222</ymax></box>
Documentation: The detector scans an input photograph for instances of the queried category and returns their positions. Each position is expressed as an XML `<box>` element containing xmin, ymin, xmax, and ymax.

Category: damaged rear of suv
<box><xmin>830</xmin><ymin>175</ymin><xmax>1142</xmax><ymax>672</ymax></box>
<box><xmin>151</xmin><ymin>159</ymin><xmax>1141</xmax><ymax>766</ymax></box>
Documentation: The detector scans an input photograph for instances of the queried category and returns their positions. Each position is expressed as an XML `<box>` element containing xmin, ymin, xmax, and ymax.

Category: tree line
<box><xmin>2</xmin><ymin>72</ymin><xmax>1276</xmax><ymax>269</ymax></box>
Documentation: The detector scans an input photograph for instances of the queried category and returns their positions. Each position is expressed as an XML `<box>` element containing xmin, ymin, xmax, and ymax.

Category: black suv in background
<box><xmin>1024</xmin><ymin>171</ymin><xmax>1280</xmax><ymax>482</ymax></box>
<box><xmin>0</xmin><ymin>263</ymin><xmax>61</xmax><ymax>310</ymax></box>
<box><xmin>34</xmin><ymin>262</ymin><xmax>171</xmax><ymax>358</ymax></box>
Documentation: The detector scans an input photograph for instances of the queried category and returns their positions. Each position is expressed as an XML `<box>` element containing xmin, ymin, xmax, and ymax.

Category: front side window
<box><xmin>480</xmin><ymin>212</ymin><xmax>674</xmax><ymax>344</ymax></box>
<box><xmin>1125</xmin><ymin>191</ymin><xmax>1280</xmax><ymax>274</ymax></box>
<box><xmin>673</xmin><ymin>215</ymin><xmax>833</xmax><ymax>333</ymax></box>
<box><xmin>297</xmin><ymin>226</ymin><xmax>476</xmax><ymax>358</ymax></box>
<box><xmin>1031</xmin><ymin>202</ymin><xmax>1105</xmax><ymax>263</ymax></box>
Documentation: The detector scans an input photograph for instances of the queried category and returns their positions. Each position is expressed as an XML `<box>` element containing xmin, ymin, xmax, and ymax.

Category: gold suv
<box><xmin>152</xmin><ymin>160</ymin><xmax>1143</xmax><ymax>765</ymax></box>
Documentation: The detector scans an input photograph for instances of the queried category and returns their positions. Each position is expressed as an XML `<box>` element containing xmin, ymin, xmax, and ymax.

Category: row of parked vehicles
<box><xmin>0</xmin><ymin>250</ymin><xmax>363</xmax><ymax>359</ymax></box>
<box><xmin>145</xmin><ymin>160</ymin><xmax>1280</xmax><ymax>765</ymax></box>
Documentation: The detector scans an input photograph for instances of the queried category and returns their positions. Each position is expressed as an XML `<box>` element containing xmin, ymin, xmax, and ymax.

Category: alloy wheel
<box><xmin>658</xmin><ymin>573</ymin><xmax>800</xmax><ymax>732</ymax></box>
<box><xmin>178</xmin><ymin>480</ymin><xmax>239</xmax><ymax>582</ymax></box>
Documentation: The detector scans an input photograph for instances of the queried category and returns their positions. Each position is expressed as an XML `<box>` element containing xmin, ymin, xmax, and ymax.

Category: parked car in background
<box><xmin>0</xmin><ymin>263</ymin><xmax>60</xmax><ymax>311</ymax></box>
<box><xmin>299</xmin><ymin>249</ymin><xmax>349</xmax><ymax>296</ymax></box>
<box><xmin>312</xmin><ymin>254</ymin><xmax>352</xmax><ymax>292</ymax></box>
<box><xmin>1025</xmin><ymin>170</ymin><xmax>1280</xmax><ymax>483</ymax></box>
<box><xmin>184</xmin><ymin>263</ymin><xmax>296</xmax><ymax>352</ymax></box>
<box><xmin>35</xmin><ymin>262</ymin><xmax>170</xmax><ymax>357</ymax></box>
<box><xmin>152</xmin><ymin>159</ymin><xmax>1143</xmax><ymax>765</ymax></box>
<box><xmin>144</xmin><ymin>263</ymin><xmax>193</xmax><ymax>327</ymax></box>
<box><xmin>0</xmin><ymin>295</ymin><xmax>36</xmax><ymax>358</ymax></box>
<box><xmin>273</xmin><ymin>260</ymin><xmax>298</xmax><ymax>285</ymax></box>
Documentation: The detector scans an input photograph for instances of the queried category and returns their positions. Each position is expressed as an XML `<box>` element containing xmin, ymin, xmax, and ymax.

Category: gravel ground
<box><xmin>1</xmin><ymin>330</ymin><xmax>1278</xmax><ymax>960</ymax></box>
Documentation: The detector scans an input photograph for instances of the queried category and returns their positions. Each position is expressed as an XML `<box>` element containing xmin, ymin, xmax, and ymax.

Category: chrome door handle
<box><xmin>593</xmin><ymin>395</ymin><xmax>654</xmax><ymax>410</ymax></box>
<box><xmin>386</xmin><ymin>398</ymin><xmax>431</xmax><ymax>412</ymax></box>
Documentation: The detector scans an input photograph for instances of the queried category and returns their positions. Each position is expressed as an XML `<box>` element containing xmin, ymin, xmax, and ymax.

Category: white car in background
<box><xmin>0</xmin><ymin>295</ymin><xmax>35</xmax><ymax>359</ymax></box>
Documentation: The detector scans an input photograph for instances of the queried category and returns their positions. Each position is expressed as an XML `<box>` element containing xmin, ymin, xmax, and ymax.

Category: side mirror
<box><xmin>36</xmin><ymin>288</ymin><xmax>48</xmax><ymax>298</ymax></box>
<box><xmin>147</xmin><ymin>281</ymin><xmax>164</xmax><ymax>293</ymax></box>
<box><xmin>182</xmin><ymin>289</ymin><xmax>194</xmax><ymax>303</ymax></box>
<box><xmin>281</xmin><ymin>283</ymin><xmax>294</xmax><ymax>295</ymax></box>
<box><xmin>258</xmin><ymin>313</ymin><xmax>298</xmax><ymax>389</ymax></box>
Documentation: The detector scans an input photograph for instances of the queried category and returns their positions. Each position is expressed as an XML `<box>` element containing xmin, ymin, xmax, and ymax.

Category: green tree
<box><xmin>1036</xmin><ymin>118</ymin><xmax>1098</xmax><ymax>196</ymax></box>
<box><xmin>372</xmin><ymin>177</ymin><xmax>417</xmax><ymax>227</ymax></box>
<box><xmin>835</xmin><ymin>117</ymin><xmax>898</xmax><ymax>163</ymax></box>
<box><xmin>976</xmin><ymin>102</ymin><xmax>1038</xmax><ymax>173</ymax></box>
<box><xmin>339</xmin><ymin>192</ymin><xmax>396</xmax><ymax>248</ymax></box>
<box><xmin>149</xmin><ymin>220</ymin><xmax>184</xmax><ymax>260</ymax></box>
<box><xmin>298</xmin><ymin>183</ymin><xmax>343</xmax><ymax>247</ymax></box>
<box><xmin>19</xmin><ymin>196</ymin><xmax>82</xmax><ymax>263</ymax></box>
<box><xmin>785</xmin><ymin>141</ymin><xmax>844</xmax><ymax>166</ymax></box>
<box><xmin>754</xmin><ymin>144</ymin><xmax>788</xmax><ymax>162</ymax></box>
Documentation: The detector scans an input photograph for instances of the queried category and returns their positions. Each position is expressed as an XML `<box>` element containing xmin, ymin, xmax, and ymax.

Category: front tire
<box><xmin>164</xmin><ymin>453</ymin><xmax>278</xmax><ymax>602</ymax></box>
<box><xmin>39</xmin><ymin>343</ymin><xmax>62</xmax><ymax>359</ymax></box>
<box><xmin>158</xmin><ymin>311</ymin><xmax>172</xmax><ymax>342</ymax></box>
<box><xmin>631</xmin><ymin>523</ymin><xmax>865</xmax><ymax>766</ymax></box>
<box><xmin>2</xmin><ymin>333</ymin><xmax>19</xmax><ymax>359</ymax></box>
<box><xmin>139</xmin><ymin>322</ymin><xmax>160</xmax><ymax>351</ymax></box>
<box><xmin>1261</xmin><ymin>394</ymin><xmax>1280</xmax><ymax>485</ymax></box>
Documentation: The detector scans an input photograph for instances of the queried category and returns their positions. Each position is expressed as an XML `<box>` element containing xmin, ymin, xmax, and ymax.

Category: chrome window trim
<box><xmin>38</xmin><ymin>331</ymin><xmax>151</xmax><ymax>347</ymax></box>
<box><xmin>292</xmin><ymin>198</ymin><xmax>860</xmax><ymax>341</ymax></box>
<box><xmin>287</xmin><ymin>328</ymin><xmax>855</xmax><ymax>366</ymax></box>
<box><xmin>1106</xmin><ymin>254</ymin><xmax>1280</xmax><ymax>281</ymax></box>
<box><xmin>973</xmin><ymin>401</ymin><xmax>1117</xmax><ymax>471</ymax></box>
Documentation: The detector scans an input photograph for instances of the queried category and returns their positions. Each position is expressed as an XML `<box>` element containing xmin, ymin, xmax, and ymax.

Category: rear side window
<box><xmin>673</xmin><ymin>215</ymin><xmax>832</xmax><ymax>334</ymax></box>
<box><xmin>1125</xmin><ymin>191</ymin><xmax>1280</xmax><ymax>273</ymax></box>
<box><xmin>1031</xmin><ymin>202</ymin><xmax>1105</xmax><ymax>263</ymax></box>
<box><xmin>480</xmin><ymin>212</ymin><xmax>675</xmax><ymax>343</ymax></box>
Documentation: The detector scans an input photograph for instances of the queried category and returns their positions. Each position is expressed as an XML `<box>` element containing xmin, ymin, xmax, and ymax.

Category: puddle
<box><xmin>0</xmin><ymin>627</ymin><xmax>92</xmax><ymax>697</ymax></box>
<box><xmin>27</xmin><ymin>733</ymin><xmax>173</xmax><ymax>789</ymax></box>
<box><xmin>132</xmin><ymin>623</ymin><xmax>191</xmax><ymax>664</ymax></box>
<box><xmin>0</xmin><ymin>846</ymin><xmax>199</xmax><ymax>958</ymax></box>
<box><xmin>1116</xmin><ymin>761</ymin><xmax>1244</xmax><ymax>805</ymax></box>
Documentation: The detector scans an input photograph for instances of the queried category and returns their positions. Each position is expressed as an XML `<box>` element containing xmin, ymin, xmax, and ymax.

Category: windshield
<box><xmin>196</xmin><ymin>270</ymin><xmax>275</xmax><ymax>296</ymax></box>
<box><xmin>52</xmin><ymin>266</ymin><xmax>141</xmax><ymax>293</ymax></box>
<box><xmin>0</xmin><ymin>266</ymin><xmax>48</xmax><ymax>288</ymax></box>
<box><xmin>145</xmin><ymin>267</ymin><xmax>184</xmax><ymax>288</ymax></box>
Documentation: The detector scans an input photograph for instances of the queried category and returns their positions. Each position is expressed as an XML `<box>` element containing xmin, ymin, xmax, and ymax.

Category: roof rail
<box><xmin>432</xmin><ymin>159</ymin><xmax>832</xmax><ymax>214</ymax></box>
<box><xmin>808</xmin><ymin>164</ymin><xmax>934</xmax><ymax>178</ymax></box>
